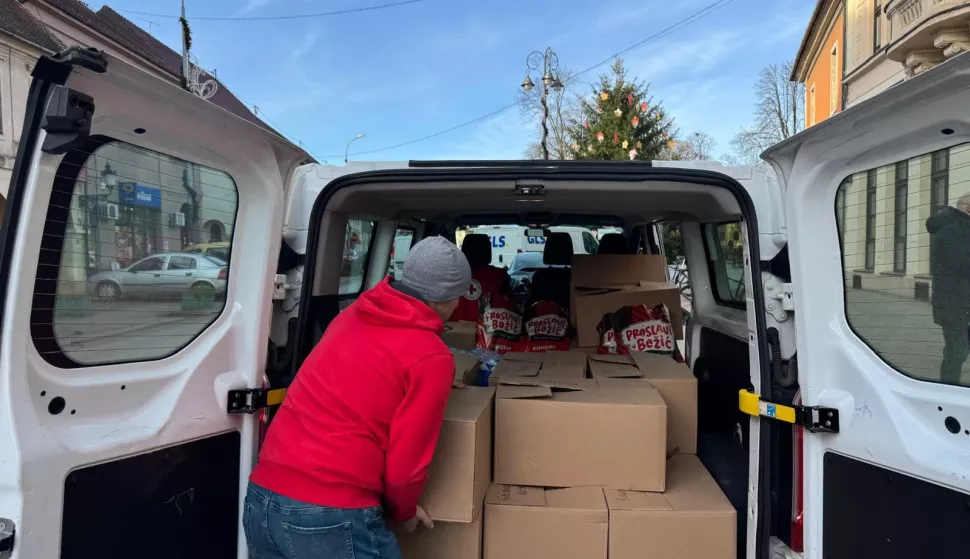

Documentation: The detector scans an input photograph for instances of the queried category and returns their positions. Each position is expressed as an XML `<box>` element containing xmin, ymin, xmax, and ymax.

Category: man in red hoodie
<box><xmin>245</xmin><ymin>236</ymin><xmax>472</xmax><ymax>559</ymax></box>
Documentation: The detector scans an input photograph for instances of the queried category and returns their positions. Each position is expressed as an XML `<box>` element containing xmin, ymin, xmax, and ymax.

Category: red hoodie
<box><xmin>250</xmin><ymin>278</ymin><xmax>454</xmax><ymax>522</ymax></box>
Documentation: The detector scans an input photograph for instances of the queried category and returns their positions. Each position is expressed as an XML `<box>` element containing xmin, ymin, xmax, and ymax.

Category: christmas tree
<box><xmin>568</xmin><ymin>58</ymin><xmax>676</xmax><ymax>161</ymax></box>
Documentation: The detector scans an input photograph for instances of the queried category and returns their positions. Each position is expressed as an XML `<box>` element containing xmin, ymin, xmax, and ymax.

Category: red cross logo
<box><xmin>465</xmin><ymin>279</ymin><xmax>482</xmax><ymax>301</ymax></box>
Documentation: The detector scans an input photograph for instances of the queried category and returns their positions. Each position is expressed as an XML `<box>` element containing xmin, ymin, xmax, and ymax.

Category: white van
<box><xmin>1</xmin><ymin>47</ymin><xmax>967</xmax><ymax>559</ymax></box>
<box><xmin>467</xmin><ymin>225</ymin><xmax>600</xmax><ymax>267</ymax></box>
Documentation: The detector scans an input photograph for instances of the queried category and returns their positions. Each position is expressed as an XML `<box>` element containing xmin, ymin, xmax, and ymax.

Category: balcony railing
<box><xmin>887</xmin><ymin>0</ymin><xmax>970</xmax><ymax>41</ymax></box>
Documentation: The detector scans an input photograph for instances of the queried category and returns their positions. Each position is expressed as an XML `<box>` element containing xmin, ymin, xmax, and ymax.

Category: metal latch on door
<box><xmin>738</xmin><ymin>390</ymin><xmax>839</xmax><ymax>433</ymax></box>
<box><xmin>227</xmin><ymin>388</ymin><xmax>287</xmax><ymax>414</ymax></box>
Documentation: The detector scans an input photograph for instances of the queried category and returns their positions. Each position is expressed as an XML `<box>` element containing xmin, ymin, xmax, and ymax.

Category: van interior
<box><xmin>268</xmin><ymin>164</ymin><xmax>799</xmax><ymax>559</ymax></box>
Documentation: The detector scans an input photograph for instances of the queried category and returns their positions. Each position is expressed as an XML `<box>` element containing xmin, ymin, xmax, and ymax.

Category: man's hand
<box><xmin>402</xmin><ymin>505</ymin><xmax>434</xmax><ymax>533</ymax></box>
<box><xmin>452</xmin><ymin>379</ymin><xmax>467</xmax><ymax>389</ymax></box>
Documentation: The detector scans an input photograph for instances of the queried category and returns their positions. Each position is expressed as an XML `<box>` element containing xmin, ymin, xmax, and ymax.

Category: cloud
<box><xmin>237</xmin><ymin>0</ymin><xmax>274</xmax><ymax>15</ymax></box>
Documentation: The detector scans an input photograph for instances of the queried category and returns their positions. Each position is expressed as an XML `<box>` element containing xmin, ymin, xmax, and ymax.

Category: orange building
<box><xmin>791</xmin><ymin>0</ymin><xmax>845</xmax><ymax>128</ymax></box>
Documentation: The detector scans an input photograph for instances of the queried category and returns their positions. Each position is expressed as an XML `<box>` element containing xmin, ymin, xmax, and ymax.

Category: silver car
<box><xmin>87</xmin><ymin>252</ymin><xmax>228</xmax><ymax>300</ymax></box>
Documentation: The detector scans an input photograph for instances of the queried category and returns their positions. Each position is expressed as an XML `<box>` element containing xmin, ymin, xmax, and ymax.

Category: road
<box><xmin>845</xmin><ymin>288</ymin><xmax>966</xmax><ymax>384</ymax></box>
<box><xmin>52</xmin><ymin>300</ymin><xmax>219</xmax><ymax>365</ymax></box>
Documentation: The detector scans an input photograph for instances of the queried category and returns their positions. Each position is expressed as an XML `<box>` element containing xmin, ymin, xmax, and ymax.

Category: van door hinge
<box><xmin>0</xmin><ymin>517</ymin><xmax>14</xmax><ymax>557</ymax></box>
<box><xmin>739</xmin><ymin>390</ymin><xmax>839</xmax><ymax>433</ymax></box>
<box><xmin>227</xmin><ymin>387</ymin><xmax>287</xmax><ymax>414</ymax></box>
<box><xmin>764</xmin><ymin>278</ymin><xmax>794</xmax><ymax>322</ymax></box>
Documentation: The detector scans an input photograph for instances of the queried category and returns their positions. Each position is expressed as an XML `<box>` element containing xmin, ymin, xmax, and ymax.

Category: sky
<box><xmin>91</xmin><ymin>0</ymin><xmax>815</xmax><ymax>163</ymax></box>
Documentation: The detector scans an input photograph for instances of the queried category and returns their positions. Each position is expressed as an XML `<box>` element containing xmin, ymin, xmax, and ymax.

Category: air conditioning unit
<box><xmin>169</xmin><ymin>212</ymin><xmax>187</xmax><ymax>227</ymax></box>
<box><xmin>99</xmin><ymin>202</ymin><xmax>119</xmax><ymax>220</ymax></box>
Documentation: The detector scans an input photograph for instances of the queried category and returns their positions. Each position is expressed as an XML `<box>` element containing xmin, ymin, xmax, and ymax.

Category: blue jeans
<box><xmin>244</xmin><ymin>482</ymin><xmax>402</xmax><ymax>559</ymax></box>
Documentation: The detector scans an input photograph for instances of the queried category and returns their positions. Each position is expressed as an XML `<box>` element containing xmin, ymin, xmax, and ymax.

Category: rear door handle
<box><xmin>185</xmin><ymin>272</ymin><xmax>192</xmax><ymax>276</ymax></box>
<box><xmin>153</xmin><ymin>273</ymin><xmax>161</xmax><ymax>277</ymax></box>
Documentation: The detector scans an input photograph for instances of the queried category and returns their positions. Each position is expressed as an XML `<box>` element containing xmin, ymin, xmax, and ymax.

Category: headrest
<box><xmin>597</xmin><ymin>233</ymin><xmax>628</xmax><ymax>254</ymax></box>
<box><xmin>461</xmin><ymin>234</ymin><xmax>492</xmax><ymax>268</ymax></box>
<box><xmin>543</xmin><ymin>232</ymin><xmax>574</xmax><ymax>266</ymax></box>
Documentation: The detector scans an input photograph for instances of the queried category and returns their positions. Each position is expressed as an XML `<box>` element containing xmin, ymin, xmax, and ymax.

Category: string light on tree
<box><xmin>568</xmin><ymin>58</ymin><xmax>675</xmax><ymax>161</ymax></box>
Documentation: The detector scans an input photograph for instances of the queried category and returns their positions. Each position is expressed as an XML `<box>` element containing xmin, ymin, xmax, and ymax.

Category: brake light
<box><xmin>791</xmin><ymin>390</ymin><xmax>804</xmax><ymax>553</ymax></box>
<box><xmin>218</xmin><ymin>267</ymin><xmax>227</xmax><ymax>280</ymax></box>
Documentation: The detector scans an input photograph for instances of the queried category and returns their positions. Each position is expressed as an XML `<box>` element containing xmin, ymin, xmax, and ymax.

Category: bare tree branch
<box><xmin>731</xmin><ymin>59</ymin><xmax>804</xmax><ymax>164</ymax></box>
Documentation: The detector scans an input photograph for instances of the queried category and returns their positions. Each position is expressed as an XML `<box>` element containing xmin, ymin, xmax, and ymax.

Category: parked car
<box><xmin>86</xmin><ymin>252</ymin><xmax>228</xmax><ymax>300</ymax></box>
<box><xmin>183</xmin><ymin>241</ymin><xmax>230</xmax><ymax>263</ymax></box>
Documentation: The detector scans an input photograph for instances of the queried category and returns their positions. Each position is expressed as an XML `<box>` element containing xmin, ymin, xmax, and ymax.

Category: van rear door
<box><xmin>0</xmin><ymin>48</ymin><xmax>307</xmax><ymax>558</ymax></box>
<box><xmin>764</xmin><ymin>55</ymin><xmax>970</xmax><ymax>557</ymax></box>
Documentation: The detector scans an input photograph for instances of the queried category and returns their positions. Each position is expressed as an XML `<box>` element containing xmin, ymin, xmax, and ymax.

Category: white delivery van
<box><xmin>467</xmin><ymin>225</ymin><xmax>600</xmax><ymax>267</ymax></box>
<box><xmin>0</xmin><ymin>47</ymin><xmax>968</xmax><ymax>559</ymax></box>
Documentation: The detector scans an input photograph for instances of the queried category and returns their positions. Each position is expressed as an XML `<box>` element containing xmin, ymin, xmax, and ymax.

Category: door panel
<box><xmin>764</xmin><ymin>55</ymin><xmax>970</xmax><ymax>558</ymax></box>
<box><xmin>0</xmin><ymin>50</ymin><xmax>307</xmax><ymax>558</ymax></box>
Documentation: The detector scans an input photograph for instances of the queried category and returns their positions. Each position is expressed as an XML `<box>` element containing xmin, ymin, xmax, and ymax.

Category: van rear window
<box><xmin>31</xmin><ymin>138</ymin><xmax>237</xmax><ymax>367</ymax></box>
<box><xmin>837</xmin><ymin>142</ymin><xmax>970</xmax><ymax>388</ymax></box>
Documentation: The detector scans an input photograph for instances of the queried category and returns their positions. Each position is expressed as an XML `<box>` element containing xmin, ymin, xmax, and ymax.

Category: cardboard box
<box><xmin>395</xmin><ymin>508</ymin><xmax>483</xmax><ymax>559</ymax></box>
<box><xmin>442</xmin><ymin>321</ymin><xmax>478</xmax><ymax>350</ymax></box>
<box><xmin>571</xmin><ymin>254</ymin><xmax>668</xmax><ymax>288</ymax></box>
<box><xmin>422</xmin><ymin>387</ymin><xmax>495</xmax><ymax>523</ymax></box>
<box><xmin>573</xmin><ymin>282</ymin><xmax>683</xmax><ymax>348</ymax></box>
<box><xmin>483</xmin><ymin>484</ymin><xmax>608</xmax><ymax>559</ymax></box>
<box><xmin>452</xmin><ymin>350</ymin><xmax>482</xmax><ymax>386</ymax></box>
<box><xmin>605</xmin><ymin>455</ymin><xmax>736</xmax><ymax>559</ymax></box>
<box><xmin>494</xmin><ymin>378</ymin><xmax>667</xmax><ymax>491</ymax></box>
<box><xmin>587</xmin><ymin>354</ymin><xmax>642</xmax><ymax>379</ymax></box>
<box><xmin>540</xmin><ymin>350</ymin><xmax>588</xmax><ymax>380</ymax></box>
<box><xmin>632</xmin><ymin>352</ymin><xmax>697</xmax><ymax>455</ymax></box>
<box><xmin>487</xmin><ymin>353</ymin><xmax>542</xmax><ymax>386</ymax></box>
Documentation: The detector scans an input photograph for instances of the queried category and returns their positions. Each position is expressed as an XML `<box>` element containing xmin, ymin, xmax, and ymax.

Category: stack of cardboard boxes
<box><xmin>410</xmin><ymin>255</ymin><xmax>736</xmax><ymax>559</ymax></box>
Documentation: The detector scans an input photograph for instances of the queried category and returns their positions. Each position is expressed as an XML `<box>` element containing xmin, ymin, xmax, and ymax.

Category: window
<box><xmin>169</xmin><ymin>255</ymin><xmax>197</xmax><ymax>270</ymax></box>
<box><xmin>931</xmin><ymin>149</ymin><xmax>950</xmax><ymax>212</ymax></box>
<box><xmin>129</xmin><ymin>256</ymin><xmax>164</xmax><ymax>273</ymax></box>
<box><xmin>582</xmin><ymin>231</ymin><xmax>599</xmax><ymax>254</ymax></box>
<box><xmin>387</xmin><ymin>227</ymin><xmax>415</xmax><ymax>279</ymax></box>
<box><xmin>35</xmin><ymin>139</ymin><xmax>238</xmax><ymax>367</ymax></box>
<box><xmin>810</xmin><ymin>85</ymin><xmax>816</xmax><ymax>125</ymax></box>
<box><xmin>830</xmin><ymin>43</ymin><xmax>839</xmax><ymax>115</ymax></box>
<box><xmin>873</xmin><ymin>2</ymin><xmax>882</xmax><ymax>52</ymax></box>
<box><xmin>704</xmin><ymin>222</ymin><xmax>746</xmax><ymax>306</ymax></box>
<box><xmin>340</xmin><ymin>219</ymin><xmax>375</xmax><ymax>295</ymax></box>
<box><xmin>864</xmin><ymin>169</ymin><xmax>877</xmax><ymax>270</ymax></box>
<box><xmin>837</xmin><ymin>143</ymin><xmax>970</xmax><ymax>389</ymax></box>
<box><xmin>893</xmin><ymin>161</ymin><xmax>908</xmax><ymax>273</ymax></box>
<box><xmin>207</xmin><ymin>247</ymin><xmax>229</xmax><ymax>262</ymax></box>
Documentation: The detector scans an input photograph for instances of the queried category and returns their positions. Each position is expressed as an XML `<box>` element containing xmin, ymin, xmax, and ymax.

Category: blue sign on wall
<box><xmin>118</xmin><ymin>183</ymin><xmax>162</xmax><ymax>209</ymax></box>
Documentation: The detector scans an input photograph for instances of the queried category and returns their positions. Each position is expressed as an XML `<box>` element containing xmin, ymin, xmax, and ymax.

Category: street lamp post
<box><xmin>79</xmin><ymin>163</ymin><xmax>118</xmax><ymax>276</ymax></box>
<box><xmin>345</xmin><ymin>133</ymin><xmax>366</xmax><ymax>164</ymax></box>
<box><xmin>520</xmin><ymin>47</ymin><xmax>564</xmax><ymax>160</ymax></box>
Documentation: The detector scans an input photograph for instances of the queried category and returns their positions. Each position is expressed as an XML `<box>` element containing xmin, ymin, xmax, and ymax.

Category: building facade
<box><xmin>792</xmin><ymin>0</ymin><xmax>846</xmax><ymax>128</ymax></box>
<box><xmin>844</xmin><ymin>0</ymin><xmax>970</xmax><ymax>107</ymax></box>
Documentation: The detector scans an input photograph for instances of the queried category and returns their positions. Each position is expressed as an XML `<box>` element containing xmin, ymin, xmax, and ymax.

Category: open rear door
<box><xmin>0</xmin><ymin>49</ymin><xmax>307</xmax><ymax>558</ymax></box>
<box><xmin>764</xmin><ymin>55</ymin><xmax>970</xmax><ymax>557</ymax></box>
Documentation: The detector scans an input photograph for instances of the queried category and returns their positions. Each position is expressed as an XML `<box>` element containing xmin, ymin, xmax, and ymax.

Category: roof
<box><xmin>791</xmin><ymin>0</ymin><xmax>842</xmax><ymax>83</ymax></box>
<box><xmin>34</xmin><ymin>1</ymin><xmax>282</xmax><ymax>136</ymax></box>
<box><xmin>0</xmin><ymin>0</ymin><xmax>63</xmax><ymax>51</ymax></box>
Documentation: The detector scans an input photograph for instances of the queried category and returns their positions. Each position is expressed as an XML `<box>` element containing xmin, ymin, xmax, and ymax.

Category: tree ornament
<box><xmin>640</xmin><ymin>101</ymin><xmax>648</xmax><ymax>113</ymax></box>
<box><xmin>613</xmin><ymin>132</ymin><xmax>619</xmax><ymax>145</ymax></box>
<box><xmin>662</xmin><ymin>131</ymin><xmax>669</xmax><ymax>140</ymax></box>
<box><xmin>595</xmin><ymin>106</ymin><xmax>602</xmax><ymax>114</ymax></box>
<box><xmin>636</xmin><ymin>141</ymin><xmax>642</xmax><ymax>149</ymax></box>
<box><xmin>622</xmin><ymin>140</ymin><xmax>629</xmax><ymax>149</ymax></box>
<box><xmin>631</xmin><ymin>116</ymin><xmax>640</xmax><ymax>127</ymax></box>
<box><xmin>614</xmin><ymin>108</ymin><xmax>623</xmax><ymax>117</ymax></box>
<box><xmin>596</xmin><ymin>131</ymin><xmax>605</xmax><ymax>142</ymax></box>
<box><xmin>571</xmin><ymin>142</ymin><xmax>580</xmax><ymax>152</ymax></box>
<box><xmin>629</xmin><ymin>148</ymin><xmax>638</xmax><ymax>160</ymax></box>
<box><xmin>601</xmin><ymin>91</ymin><xmax>609</xmax><ymax>101</ymax></box>
<box><xmin>667</xmin><ymin>140</ymin><xmax>677</xmax><ymax>148</ymax></box>
<box><xmin>628</xmin><ymin>93</ymin><xmax>634</xmax><ymax>107</ymax></box>
<box><xmin>584</xmin><ymin>120</ymin><xmax>589</xmax><ymax>129</ymax></box>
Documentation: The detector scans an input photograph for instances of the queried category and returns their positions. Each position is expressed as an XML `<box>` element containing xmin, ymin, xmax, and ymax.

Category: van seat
<box><xmin>529</xmin><ymin>232</ymin><xmax>572</xmax><ymax>307</ymax></box>
<box><xmin>597</xmin><ymin>233</ymin><xmax>628</xmax><ymax>254</ymax></box>
<box><xmin>461</xmin><ymin>234</ymin><xmax>492</xmax><ymax>267</ymax></box>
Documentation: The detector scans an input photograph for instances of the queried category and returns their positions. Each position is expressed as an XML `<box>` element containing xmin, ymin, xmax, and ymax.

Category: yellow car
<box><xmin>183</xmin><ymin>241</ymin><xmax>230</xmax><ymax>263</ymax></box>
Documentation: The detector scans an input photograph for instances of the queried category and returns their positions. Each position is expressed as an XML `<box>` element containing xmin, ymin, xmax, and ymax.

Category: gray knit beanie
<box><xmin>402</xmin><ymin>236</ymin><xmax>472</xmax><ymax>302</ymax></box>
